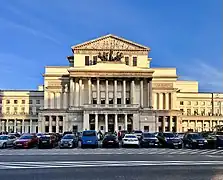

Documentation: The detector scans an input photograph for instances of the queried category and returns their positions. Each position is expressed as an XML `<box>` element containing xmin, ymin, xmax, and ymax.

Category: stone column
<box><xmin>56</xmin><ymin>116</ymin><xmax>59</xmax><ymax>133</ymax></box>
<box><xmin>105</xmin><ymin>80</ymin><xmax>109</xmax><ymax>104</ymax></box>
<box><xmin>63</xmin><ymin>91</ymin><xmax>67</xmax><ymax>109</ymax></box>
<box><xmin>159</xmin><ymin>93</ymin><xmax>163</xmax><ymax>110</ymax></box>
<box><xmin>97</xmin><ymin>78</ymin><xmax>100</xmax><ymax>104</ymax></box>
<box><xmin>79</xmin><ymin>79</ymin><xmax>83</xmax><ymax>106</ymax></box>
<box><xmin>105</xmin><ymin>114</ymin><xmax>108</xmax><ymax>132</ymax></box>
<box><xmin>148</xmin><ymin>80</ymin><xmax>152</xmax><ymax>108</ymax></box>
<box><xmin>162</xmin><ymin>116</ymin><xmax>165</xmax><ymax>132</ymax></box>
<box><xmin>114</xmin><ymin>79</ymin><xmax>117</xmax><ymax>104</ymax></box>
<box><xmin>56</xmin><ymin>92</ymin><xmax>61</xmax><ymax>109</ymax></box>
<box><xmin>70</xmin><ymin>78</ymin><xmax>74</xmax><ymax>107</ymax></box>
<box><xmin>169</xmin><ymin>116</ymin><xmax>172</xmax><ymax>132</ymax></box>
<box><xmin>83</xmin><ymin>113</ymin><xmax>89</xmax><ymax>130</ymax></box>
<box><xmin>14</xmin><ymin>119</ymin><xmax>17</xmax><ymax>132</ymax></box>
<box><xmin>131</xmin><ymin>80</ymin><xmax>135</xmax><ymax>104</ymax></box>
<box><xmin>1</xmin><ymin>120</ymin><xmax>5</xmax><ymax>132</ymax></box>
<box><xmin>165</xmin><ymin>93</ymin><xmax>169</xmax><ymax>110</ymax></box>
<box><xmin>30</xmin><ymin>119</ymin><xmax>32</xmax><ymax>133</ymax></box>
<box><xmin>63</xmin><ymin>116</ymin><xmax>66</xmax><ymax>132</ymax></box>
<box><xmin>124</xmin><ymin>114</ymin><xmax>128</xmax><ymax>131</ymax></box>
<box><xmin>49</xmin><ymin>116</ymin><xmax>52</xmax><ymax>133</ymax></box>
<box><xmin>41</xmin><ymin>117</ymin><xmax>45</xmax><ymax>133</ymax></box>
<box><xmin>88</xmin><ymin>78</ymin><xmax>92</xmax><ymax>104</ymax></box>
<box><xmin>44</xmin><ymin>92</ymin><xmax>49</xmax><ymax>109</ymax></box>
<box><xmin>153</xmin><ymin>93</ymin><xmax>157</xmax><ymax>110</ymax></box>
<box><xmin>95</xmin><ymin>113</ymin><xmax>98</xmax><ymax>132</ymax></box>
<box><xmin>140</xmin><ymin>79</ymin><xmax>144</xmax><ymax>107</ymax></box>
<box><xmin>75</xmin><ymin>79</ymin><xmax>80</xmax><ymax>106</ymax></box>
<box><xmin>50</xmin><ymin>92</ymin><xmax>55</xmax><ymax>109</ymax></box>
<box><xmin>115</xmin><ymin>114</ymin><xmax>118</xmax><ymax>132</ymax></box>
<box><xmin>6</xmin><ymin>119</ymin><xmax>9</xmax><ymax>132</ymax></box>
<box><xmin>123</xmin><ymin>80</ymin><xmax>126</xmax><ymax>104</ymax></box>
<box><xmin>22</xmin><ymin>119</ymin><xmax>25</xmax><ymax>133</ymax></box>
<box><xmin>171</xmin><ymin>92</ymin><xmax>176</xmax><ymax>110</ymax></box>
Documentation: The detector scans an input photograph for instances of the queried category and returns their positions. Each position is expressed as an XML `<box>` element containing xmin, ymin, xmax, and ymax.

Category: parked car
<box><xmin>102</xmin><ymin>134</ymin><xmax>119</xmax><ymax>148</ymax></box>
<box><xmin>38</xmin><ymin>134</ymin><xmax>58</xmax><ymax>149</ymax></box>
<box><xmin>14</xmin><ymin>134</ymin><xmax>38</xmax><ymax>148</ymax></box>
<box><xmin>183</xmin><ymin>133</ymin><xmax>208</xmax><ymax>149</ymax></box>
<box><xmin>60</xmin><ymin>134</ymin><xmax>78</xmax><ymax>148</ymax></box>
<box><xmin>200</xmin><ymin>132</ymin><xmax>223</xmax><ymax>149</ymax></box>
<box><xmin>0</xmin><ymin>135</ymin><xmax>17</xmax><ymax>148</ymax></box>
<box><xmin>157</xmin><ymin>132</ymin><xmax>182</xmax><ymax>149</ymax></box>
<box><xmin>9</xmin><ymin>133</ymin><xmax>21</xmax><ymax>138</ymax></box>
<box><xmin>140</xmin><ymin>133</ymin><xmax>159</xmax><ymax>148</ymax></box>
<box><xmin>176</xmin><ymin>133</ymin><xmax>185</xmax><ymax>140</ymax></box>
<box><xmin>81</xmin><ymin>130</ymin><xmax>98</xmax><ymax>148</ymax></box>
<box><xmin>63</xmin><ymin>131</ymin><xmax>73</xmax><ymax>137</ymax></box>
<box><xmin>132</xmin><ymin>130</ymin><xmax>143</xmax><ymax>140</ymax></box>
<box><xmin>122</xmin><ymin>134</ymin><xmax>140</xmax><ymax>148</ymax></box>
<box><xmin>36</xmin><ymin>133</ymin><xmax>44</xmax><ymax>138</ymax></box>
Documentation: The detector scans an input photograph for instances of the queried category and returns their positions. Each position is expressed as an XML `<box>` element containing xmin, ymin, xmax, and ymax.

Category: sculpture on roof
<box><xmin>98</xmin><ymin>50</ymin><xmax>123</xmax><ymax>62</ymax></box>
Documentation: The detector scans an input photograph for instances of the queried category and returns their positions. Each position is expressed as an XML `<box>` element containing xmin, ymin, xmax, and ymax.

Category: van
<box><xmin>81</xmin><ymin>130</ymin><xmax>98</xmax><ymax>148</ymax></box>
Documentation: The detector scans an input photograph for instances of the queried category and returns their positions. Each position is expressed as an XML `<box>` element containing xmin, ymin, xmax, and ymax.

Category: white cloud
<box><xmin>179</xmin><ymin>60</ymin><xmax>223</xmax><ymax>92</ymax></box>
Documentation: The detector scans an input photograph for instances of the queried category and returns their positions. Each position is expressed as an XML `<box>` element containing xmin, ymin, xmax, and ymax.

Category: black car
<box><xmin>38</xmin><ymin>134</ymin><xmax>58</xmax><ymax>149</ymax></box>
<box><xmin>157</xmin><ymin>132</ymin><xmax>182</xmax><ymax>149</ymax></box>
<box><xmin>183</xmin><ymin>133</ymin><xmax>208</xmax><ymax>149</ymax></box>
<box><xmin>102</xmin><ymin>134</ymin><xmax>119</xmax><ymax>148</ymax></box>
<box><xmin>140</xmin><ymin>133</ymin><xmax>159</xmax><ymax>148</ymax></box>
<box><xmin>202</xmin><ymin>132</ymin><xmax>223</xmax><ymax>149</ymax></box>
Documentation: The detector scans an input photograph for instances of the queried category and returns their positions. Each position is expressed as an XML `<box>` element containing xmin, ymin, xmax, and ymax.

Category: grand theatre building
<box><xmin>0</xmin><ymin>34</ymin><xmax>222</xmax><ymax>133</ymax></box>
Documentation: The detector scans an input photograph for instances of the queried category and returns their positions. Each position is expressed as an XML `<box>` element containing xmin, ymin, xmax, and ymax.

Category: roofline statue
<box><xmin>98</xmin><ymin>50</ymin><xmax>123</xmax><ymax>62</ymax></box>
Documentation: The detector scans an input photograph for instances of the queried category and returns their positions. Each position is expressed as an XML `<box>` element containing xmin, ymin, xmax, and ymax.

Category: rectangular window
<box><xmin>194</xmin><ymin>109</ymin><xmax>198</xmax><ymax>115</ymax></box>
<box><xmin>133</xmin><ymin>57</ymin><xmax>137</xmax><ymax>66</ymax></box>
<box><xmin>6</xmin><ymin>100</ymin><xmax>10</xmax><ymax>104</ymax></box>
<box><xmin>29</xmin><ymin>100</ymin><xmax>32</xmax><ymax>104</ymax></box>
<box><xmin>14</xmin><ymin>107</ymin><xmax>17</xmax><ymax>114</ymax></box>
<box><xmin>187</xmin><ymin>109</ymin><xmax>191</xmax><ymax>115</ymax></box>
<box><xmin>109</xmin><ymin>99</ymin><xmax>113</xmax><ymax>104</ymax></box>
<box><xmin>14</xmin><ymin>100</ymin><xmax>18</xmax><ymax>104</ymax></box>
<box><xmin>93</xmin><ymin>99</ymin><xmax>97</xmax><ymax>104</ymax></box>
<box><xmin>21</xmin><ymin>107</ymin><xmax>25</xmax><ymax>114</ymax></box>
<box><xmin>22</xmin><ymin>100</ymin><xmax>25</xmax><ymax>104</ymax></box>
<box><xmin>144</xmin><ymin>126</ymin><xmax>149</xmax><ymax>132</ymax></box>
<box><xmin>85</xmin><ymin>56</ymin><xmax>90</xmax><ymax>66</ymax></box>
<box><xmin>6</xmin><ymin>107</ymin><xmax>10</xmax><ymax>114</ymax></box>
<box><xmin>101</xmin><ymin>99</ymin><xmax>105</xmax><ymax>104</ymax></box>
<box><xmin>117</xmin><ymin>98</ymin><xmax>121</xmax><ymax>104</ymax></box>
<box><xmin>36</xmin><ymin>100</ymin><xmax>40</xmax><ymax>104</ymax></box>
<box><xmin>0</xmin><ymin>99</ymin><xmax>2</xmax><ymax>104</ymax></box>
<box><xmin>93</xmin><ymin>56</ymin><xmax>97</xmax><ymax>65</ymax></box>
<box><xmin>0</xmin><ymin>107</ymin><xmax>2</xmax><ymax>114</ymax></box>
<box><xmin>180</xmin><ymin>101</ymin><xmax>184</xmax><ymax>105</ymax></box>
<box><xmin>125</xmin><ymin>57</ymin><xmax>129</xmax><ymax>65</ymax></box>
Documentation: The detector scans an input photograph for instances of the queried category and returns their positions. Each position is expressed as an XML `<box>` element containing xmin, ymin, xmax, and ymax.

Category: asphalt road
<box><xmin>1</xmin><ymin>149</ymin><xmax>223</xmax><ymax>180</ymax></box>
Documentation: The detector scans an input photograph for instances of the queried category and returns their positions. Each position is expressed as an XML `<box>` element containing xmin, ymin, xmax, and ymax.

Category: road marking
<box><xmin>0</xmin><ymin>161</ymin><xmax>223</xmax><ymax>169</ymax></box>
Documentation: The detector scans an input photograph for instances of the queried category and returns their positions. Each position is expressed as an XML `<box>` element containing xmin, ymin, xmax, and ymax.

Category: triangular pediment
<box><xmin>72</xmin><ymin>34</ymin><xmax>150</xmax><ymax>51</ymax></box>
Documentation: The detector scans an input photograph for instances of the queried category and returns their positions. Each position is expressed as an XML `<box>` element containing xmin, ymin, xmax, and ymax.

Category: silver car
<box><xmin>59</xmin><ymin>134</ymin><xmax>78</xmax><ymax>148</ymax></box>
<box><xmin>0</xmin><ymin>135</ymin><xmax>17</xmax><ymax>148</ymax></box>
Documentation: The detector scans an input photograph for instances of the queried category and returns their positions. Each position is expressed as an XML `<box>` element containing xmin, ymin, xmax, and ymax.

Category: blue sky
<box><xmin>0</xmin><ymin>0</ymin><xmax>222</xmax><ymax>92</ymax></box>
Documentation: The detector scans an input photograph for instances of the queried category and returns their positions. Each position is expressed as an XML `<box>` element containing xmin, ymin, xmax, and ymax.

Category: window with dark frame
<box><xmin>125</xmin><ymin>57</ymin><xmax>129</xmax><ymax>65</ymax></box>
<box><xmin>133</xmin><ymin>57</ymin><xmax>137</xmax><ymax>66</ymax></box>
<box><xmin>93</xmin><ymin>56</ymin><xmax>97</xmax><ymax>65</ymax></box>
<box><xmin>85</xmin><ymin>56</ymin><xmax>90</xmax><ymax>66</ymax></box>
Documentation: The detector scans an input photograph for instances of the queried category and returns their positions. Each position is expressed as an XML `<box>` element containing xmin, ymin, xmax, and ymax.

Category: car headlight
<box><xmin>204</xmin><ymin>140</ymin><xmax>208</xmax><ymax>143</ymax></box>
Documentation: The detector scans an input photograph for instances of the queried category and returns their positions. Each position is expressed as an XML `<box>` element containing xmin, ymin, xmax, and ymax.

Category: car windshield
<box><xmin>20</xmin><ymin>135</ymin><xmax>32</xmax><ymax>140</ymax></box>
<box><xmin>134</xmin><ymin>131</ymin><xmax>142</xmax><ymax>133</ymax></box>
<box><xmin>63</xmin><ymin>135</ymin><xmax>74</xmax><ymax>139</ymax></box>
<box><xmin>0</xmin><ymin>136</ymin><xmax>8</xmax><ymax>140</ymax></box>
<box><xmin>83</xmin><ymin>131</ymin><xmax>96</xmax><ymax>136</ymax></box>
<box><xmin>143</xmin><ymin>133</ymin><xmax>155</xmax><ymax>137</ymax></box>
<box><xmin>163</xmin><ymin>133</ymin><xmax>175</xmax><ymax>137</ymax></box>
<box><xmin>125</xmin><ymin>135</ymin><xmax>137</xmax><ymax>138</ymax></box>
<box><xmin>190</xmin><ymin>134</ymin><xmax>203</xmax><ymax>139</ymax></box>
<box><xmin>105</xmin><ymin>135</ymin><xmax>116</xmax><ymax>139</ymax></box>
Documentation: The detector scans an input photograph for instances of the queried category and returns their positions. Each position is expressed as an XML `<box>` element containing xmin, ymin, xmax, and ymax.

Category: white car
<box><xmin>122</xmin><ymin>134</ymin><xmax>140</xmax><ymax>147</ymax></box>
<box><xmin>0</xmin><ymin>135</ymin><xmax>17</xmax><ymax>148</ymax></box>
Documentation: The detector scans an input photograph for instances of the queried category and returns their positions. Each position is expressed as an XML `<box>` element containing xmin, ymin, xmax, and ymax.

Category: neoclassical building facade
<box><xmin>0</xmin><ymin>34</ymin><xmax>222</xmax><ymax>133</ymax></box>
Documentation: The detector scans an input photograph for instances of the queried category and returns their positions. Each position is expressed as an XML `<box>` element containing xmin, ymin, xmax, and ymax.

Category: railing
<box><xmin>83</xmin><ymin>104</ymin><xmax>140</xmax><ymax>108</ymax></box>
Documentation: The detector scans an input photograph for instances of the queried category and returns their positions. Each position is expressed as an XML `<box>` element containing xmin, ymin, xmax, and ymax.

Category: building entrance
<box><xmin>108</xmin><ymin>124</ymin><xmax>114</xmax><ymax>133</ymax></box>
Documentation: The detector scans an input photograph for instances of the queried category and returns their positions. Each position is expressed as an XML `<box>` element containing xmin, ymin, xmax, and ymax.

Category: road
<box><xmin>1</xmin><ymin>148</ymin><xmax>223</xmax><ymax>180</ymax></box>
